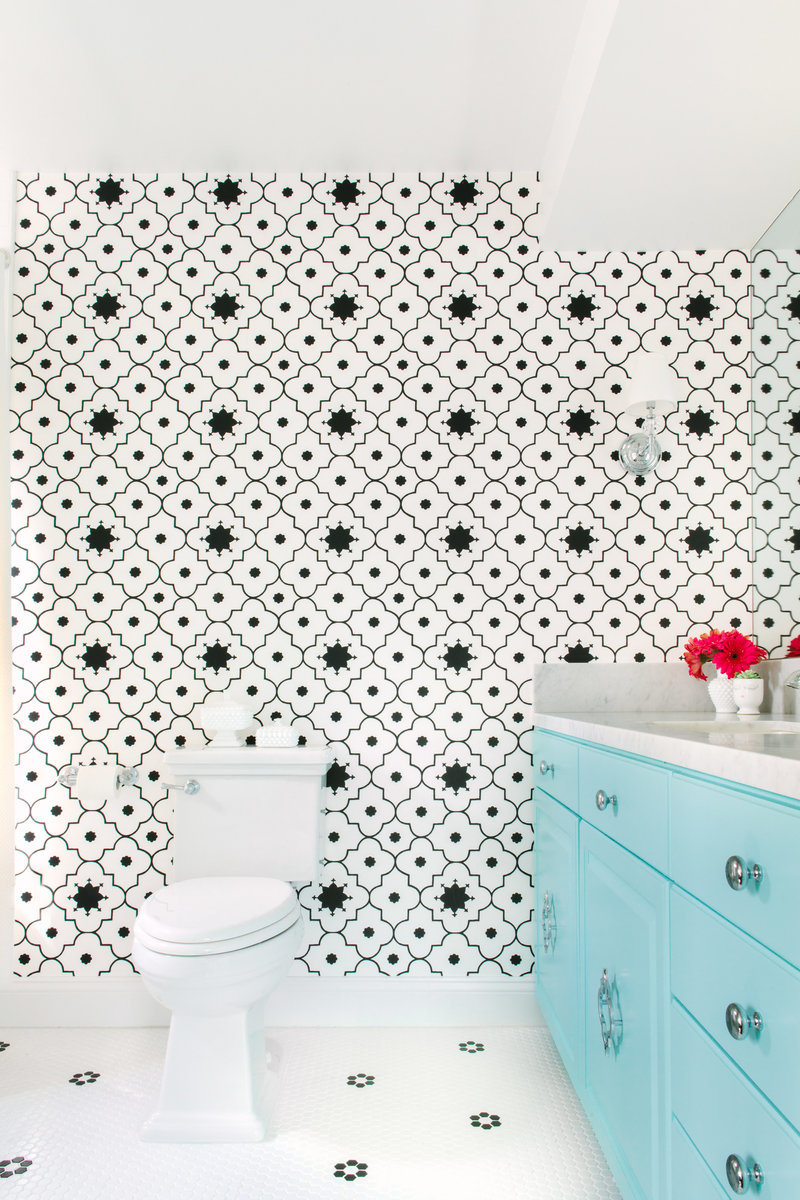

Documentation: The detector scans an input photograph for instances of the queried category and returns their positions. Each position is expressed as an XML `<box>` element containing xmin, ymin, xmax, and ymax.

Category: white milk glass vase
<box><xmin>706</xmin><ymin>665</ymin><xmax>737</xmax><ymax>714</ymax></box>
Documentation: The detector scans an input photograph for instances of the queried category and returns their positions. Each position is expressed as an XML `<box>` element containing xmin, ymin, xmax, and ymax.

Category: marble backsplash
<box><xmin>530</xmin><ymin>659</ymin><xmax>800</xmax><ymax>716</ymax></box>
<box><xmin>760</xmin><ymin>658</ymin><xmax>800</xmax><ymax>715</ymax></box>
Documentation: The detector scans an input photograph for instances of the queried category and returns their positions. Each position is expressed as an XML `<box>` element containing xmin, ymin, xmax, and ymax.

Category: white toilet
<box><xmin>133</xmin><ymin>741</ymin><xmax>331</xmax><ymax>1143</ymax></box>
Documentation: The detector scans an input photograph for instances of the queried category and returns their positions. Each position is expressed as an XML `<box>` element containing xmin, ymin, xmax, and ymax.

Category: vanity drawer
<box><xmin>578</xmin><ymin>745</ymin><xmax>669</xmax><ymax>872</ymax></box>
<box><xmin>671</xmin><ymin>1118</ymin><xmax>727</xmax><ymax>1200</ymax></box>
<box><xmin>672</xmin><ymin>1002</ymin><xmax>800</xmax><ymax>1199</ymax></box>
<box><xmin>671</xmin><ymin>889</ymin><xmax>800</xmax><ymax>1131</ymax></box>
<box><xmin>670</xmin><ymin>775</ymin><xmax>800</xmax><ymax>964</ymax></box>
<box><xmin>532</xmin><ymin>729</ymin><xmax>579</xmax><ymax>812</ymax></box>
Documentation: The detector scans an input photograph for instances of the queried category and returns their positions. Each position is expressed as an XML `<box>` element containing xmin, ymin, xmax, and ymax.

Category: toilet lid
<box><xmin>135</xmin><ymin>877</ymin><xmax>299</xmax><ymax>946</ymax></box>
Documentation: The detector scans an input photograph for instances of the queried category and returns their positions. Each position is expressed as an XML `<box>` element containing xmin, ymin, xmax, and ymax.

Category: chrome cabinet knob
<box><xmin>595</xmin><ymin>789</ymin><xmax>617</xmax><ymax>812</ymax></box>
<box><xmin>725</xmin><ymin>1153</ymin><xmax>764</xmax><ymax>1193</ymax></box>
<box><xmin>726</xmin><ymin>1154</ymin><xmax>745</xmax><ymax>1193</ymax></box>
<box><xmin>725</xmin><ymin>1002</ymin><xmax>764</xmax><ymax>1041</ymax></box>
<box><xmin>725</xmin><ymin>855</ymin><xmax>764</xmax><ymax>891</ymax></box>
<box><xmin>539</xmin><ymin>760</ymin><xmax>554</xmax><ymax>777</ymax></box>
<box><xmin>725</xmin><ymin>855</ymin><xmax>745</xmax><ymax>890</ymax></box>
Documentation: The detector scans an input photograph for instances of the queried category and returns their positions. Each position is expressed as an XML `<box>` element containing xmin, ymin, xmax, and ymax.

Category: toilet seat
<box><xmin>135</xmin><ymin>877</ymin><xmax>301</xmax><ymax>957</ymax></box>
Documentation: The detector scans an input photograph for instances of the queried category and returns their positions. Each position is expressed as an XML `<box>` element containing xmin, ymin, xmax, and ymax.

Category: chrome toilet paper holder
<box><xmin>58</xmin><ymin>764</ymin><xmax>139</xmax><ymax>790</ymax></box>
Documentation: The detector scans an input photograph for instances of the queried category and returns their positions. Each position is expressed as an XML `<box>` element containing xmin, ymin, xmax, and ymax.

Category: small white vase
<box><xmin>732</xmin><ymin>676</ymin><xmax>763</xmax><ymax>716</ymax></box>
<box><xmin>707</xmin><ymin>667</ymin><xmax>737</xmax><ymax>714</ymax></box>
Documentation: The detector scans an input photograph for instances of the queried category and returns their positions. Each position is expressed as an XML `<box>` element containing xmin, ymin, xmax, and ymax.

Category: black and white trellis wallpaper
<box><xmin>750</xmin><ymin>246</ymin><xmax>800</xmax><ymax>642</ymax></box>
<box><xmin>9</xmin><ymin>172</ymin><xmax>794</xmax><ymax>980</ymax></box>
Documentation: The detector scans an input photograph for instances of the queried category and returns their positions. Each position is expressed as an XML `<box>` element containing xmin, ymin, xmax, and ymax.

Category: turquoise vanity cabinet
<box><xmin>534</xmin><ymin>730</ymin><xmax>669</xmax><ymax>1200</ymax></box>
<box><xmin>533</xmin><ymin>725</ymin><xmax>800</xmax><ymax>1200</ymax></box>
<box><xmin>582</xmin><ymin>823</ymin><xmax>669</xmax><ymax>1200</ymax></box>
<box><xmin>669</xmin><ymin>773</ymin><xmax>800</xmax><ymax>1199</ymax></box>
<box><xmin>534</xmin><ymin>731</ymin><xmax>580</xmax><ymax>1082</ymax></box>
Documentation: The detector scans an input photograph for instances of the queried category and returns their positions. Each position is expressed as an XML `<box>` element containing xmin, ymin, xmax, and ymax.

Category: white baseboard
<box><xmin>0</xmin><ymin>974</ymin><xmax>541</xmax><ymax>1028</ymax></box>
<box><xmin>268</xmin><ymin>976</ymin><xmax>542</xmax><ymax>1027</ymax></box>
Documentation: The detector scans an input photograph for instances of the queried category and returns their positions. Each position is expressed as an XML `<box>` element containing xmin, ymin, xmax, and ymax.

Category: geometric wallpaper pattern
<box><xmin>8</xmin><ymin>172</ymin><xmax>784</xmax><ymax>978</ymax></box>
<box><xmin>750</xmin><ymin>245</ymin><xmax>800</xmax><ymax>645</ymax></box>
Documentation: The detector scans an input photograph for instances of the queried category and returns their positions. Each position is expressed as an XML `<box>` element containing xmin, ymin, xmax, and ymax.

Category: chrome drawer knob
<box><xmin>725</xmin><ymin>1002</ymin><xmax>764</xmax><ymax>1041</ymax></box>
<box><xmin>539</xmin><ymin>760</ymin><xmax>554</xmax><ymax>777</ymax></box>
<box><xmin>595</xmin><ymin>789</ymin><xmax>617</xmax><ymax>812</ymax></box>
<box><xmin>725</xmin><ymin>855</ymin><xmax>764</xmax><ymax>890</ymax></box>
<box><xmin>725</xmin><ymin>1153</ymin><xmax>764</xmax><ymax>1193</ymax></box>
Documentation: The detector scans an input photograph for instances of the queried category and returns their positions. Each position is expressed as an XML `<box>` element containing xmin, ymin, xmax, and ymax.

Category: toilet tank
<box><xmin>163</xmin><ymin>745</ymin><xmax>332</xmax><ymax>884</ymax></box>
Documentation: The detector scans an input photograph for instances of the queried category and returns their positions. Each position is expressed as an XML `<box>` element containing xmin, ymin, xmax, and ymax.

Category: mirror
<box><xmin>750</xmin><ymin>188</ymin><xmax>800</xmax><ymax>654</ymax></box>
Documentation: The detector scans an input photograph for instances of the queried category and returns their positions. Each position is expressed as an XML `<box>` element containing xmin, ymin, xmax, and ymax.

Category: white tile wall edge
<box><xmin>0</xmin><ymin>172</ymin><xmax>14</xmax><ymax>991</ymax></box>
<box><xmin>0</xmin><ymin>975</ymin><xmax>541</xmax><ymax>1028</ymax></box>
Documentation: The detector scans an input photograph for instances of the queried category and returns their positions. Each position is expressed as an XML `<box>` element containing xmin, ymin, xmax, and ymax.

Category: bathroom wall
<box><xmin>750</xmin><ymin>245</ymin><xmax>800</xmax><ymax>645</ymax></box>
<box><xmin>10</xmin><ymin>173</ymin><xmax>761</xmax><ymax>978</ymax></box>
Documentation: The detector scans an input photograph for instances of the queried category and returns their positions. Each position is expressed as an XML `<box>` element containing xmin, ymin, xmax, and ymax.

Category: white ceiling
<box><xmin>545</xmin><ymin>0</ymin><xmax>800</xmax><ymax>248</ymax></box>
<box><xmin>0</xmin><ymin>0</ymin><xmax>798</xmax><ymax>249</ymax></box>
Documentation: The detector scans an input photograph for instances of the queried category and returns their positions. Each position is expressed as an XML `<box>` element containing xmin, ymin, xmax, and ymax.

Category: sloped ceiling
<box><xmin>543</xmin><ymin>0</ymin><xmax>800</xmax><ymax>249</ymax></box>
<box><xmin>0</xmin><ymin>0</ymin><xmax>798</xmax><ymax>248</ymax></box>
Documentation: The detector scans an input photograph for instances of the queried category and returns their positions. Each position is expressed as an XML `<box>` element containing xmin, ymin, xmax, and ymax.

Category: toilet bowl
<box><xmin>133</xmin><ymin>737</ymin><xmax>331</xmax><ymax>1142</ymax></box>
<box><xmin>133</xmin><ymin>876</ymin><xmax>304</xmax><ymax>1142</ymax></box>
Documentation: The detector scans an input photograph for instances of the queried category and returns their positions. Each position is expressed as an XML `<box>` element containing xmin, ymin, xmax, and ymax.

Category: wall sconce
<box><xmin>619</xmin><ymin>399</ymin><xmax>662</xmax><ymax>475</ymax></box>
<box><xmin>617</xmin><ymin>352</ymin><xmax>683</xmax><ymax>477</ymax></box>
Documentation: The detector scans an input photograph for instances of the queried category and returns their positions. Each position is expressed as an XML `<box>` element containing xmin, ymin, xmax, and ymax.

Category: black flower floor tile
<box><xmin>333</xmin><ymin>1159</ymin><xmax>368</xmax><ymax>1181</ymax></box>
<box><xmin>0</xmin><ymin>1026</ymin><xmax>621</xmax><ymax>1199</ymax></box>
<box><xmin>458</xmin><ymin>1040</ymin><xmax>484</xmax><ymax>1053</ymax></box>
<box><xmin>469</xmin><ymin>1111</ymin><xmax>502</xmax><ymax>1130</ymax></box>
<box><xmin>0</xmin><ymin>1157</ymin><xmax>32</xmax><ymax>1178</ymax></box>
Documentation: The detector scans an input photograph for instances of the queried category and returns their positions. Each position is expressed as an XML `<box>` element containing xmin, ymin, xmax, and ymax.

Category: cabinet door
<box><xmin>534</xmin><ymin>788</ymin><xmax>580</xmax><ymax>1084</ymax></box>
<box><xmin>582</xmin><ymin>823</ymin><xmax>670</xmax><ymax>1200</ymax></box>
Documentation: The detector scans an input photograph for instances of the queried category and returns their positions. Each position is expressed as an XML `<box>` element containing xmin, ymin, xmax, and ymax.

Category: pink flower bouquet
<box><xmin>683</xmin><ymin>629</ymin><xmax>766</xmax><ymax>681</ymax></box>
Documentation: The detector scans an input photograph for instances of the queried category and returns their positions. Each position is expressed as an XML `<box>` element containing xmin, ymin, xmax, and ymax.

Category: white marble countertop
<box><xmin>532</xmin><ymin>711</ymin><xmax>800</xmax><ymax>803</ymax></box>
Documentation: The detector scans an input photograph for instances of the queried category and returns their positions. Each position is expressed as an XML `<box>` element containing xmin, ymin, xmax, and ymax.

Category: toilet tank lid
<box><xmin>137</xmin><ymin>877</ymin><xmax>298</xmax><ymax>944</ymax></box>
<box><xmin>163</xmin><ymin>745</ymin><xmax>332</xmax><ymax>776</ymax></box>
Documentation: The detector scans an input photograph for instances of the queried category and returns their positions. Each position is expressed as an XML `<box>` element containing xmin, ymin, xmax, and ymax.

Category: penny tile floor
<box><xmin>0</xmin><ymin>1026</ymin><xmax>620</xmax><ymax>1198</ymax></box>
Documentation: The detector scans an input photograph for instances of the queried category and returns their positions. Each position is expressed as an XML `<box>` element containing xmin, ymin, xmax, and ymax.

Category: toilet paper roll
<box><xmin>75</xmin><ymin>763</ymin><xmax>119</xmax><ymax>810</ymax></box>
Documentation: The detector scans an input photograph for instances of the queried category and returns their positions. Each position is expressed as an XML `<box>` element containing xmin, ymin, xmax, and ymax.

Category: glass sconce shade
<box><xmin>619</xmin><ymin>400</ymin><xmax>661</xmax><ymax>476</ymax></box>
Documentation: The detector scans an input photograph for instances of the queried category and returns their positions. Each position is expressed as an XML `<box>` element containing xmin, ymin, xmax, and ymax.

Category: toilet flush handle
<box><xmin>161</xmin><ymin>779</ymin><xmax>200</xmax><ymax>796</ymax></box>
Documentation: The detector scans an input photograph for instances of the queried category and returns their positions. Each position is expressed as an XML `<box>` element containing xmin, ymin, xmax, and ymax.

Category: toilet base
<box><xmin>143</xmin><ymin>1002</ymin><xmax>270</xmax><ymax>1143</ymax></box>
<box><xmin>141</xmin><ymin>1110</ymin><xmax>267</xmax><ymax>1144</ymax></box>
